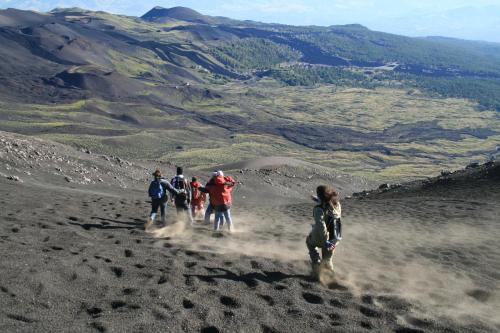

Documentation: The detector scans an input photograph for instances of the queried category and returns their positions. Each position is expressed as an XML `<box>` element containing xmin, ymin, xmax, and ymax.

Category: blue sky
<box><xmin>1</xmin><ymin>0</ymin><xmax>500</xmax><ymax>42</ymax></box>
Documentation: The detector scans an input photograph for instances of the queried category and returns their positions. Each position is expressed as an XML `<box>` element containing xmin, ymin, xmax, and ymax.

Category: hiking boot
<box><xmin>311</xmin><ymin>262</ymin><xmax>321</xmax><ymax>280</ymax></box>
<box><xmin>321</xmin><ymin>259</ymin><xmax>334</xmax><ymax>272</ymax></box>
<box><xmin>144</xmin><ymin>218</ymin><xmax>153</xmax><ymax>230</ymax></box>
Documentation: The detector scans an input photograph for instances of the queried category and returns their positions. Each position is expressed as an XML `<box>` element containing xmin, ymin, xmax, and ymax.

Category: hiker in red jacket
<box><xmin>200</xmin><ymin>172</ymin><xmax>217</xmax><ymax>225</ymax></box>
<box><xmin>204</xmin><ymin>171</ymin><xmax>235</xmax><ymax>231</ymax></box>
<box><xmin>190</xmin><ymin>177</ymin><xmax>207</xmax><ymax>219</ymax></box>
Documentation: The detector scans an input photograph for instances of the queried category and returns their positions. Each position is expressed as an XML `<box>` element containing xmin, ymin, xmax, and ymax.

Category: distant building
<box><xmin>489</xmin><ymin>145</ymin><xmax>500</xmax><ymax>161</ymax></box>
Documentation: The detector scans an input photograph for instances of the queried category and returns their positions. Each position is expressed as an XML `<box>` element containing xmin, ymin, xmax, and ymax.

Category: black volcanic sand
<box><xmin>1</xmin><ymin>137</ymin><xmax>499</xmax><ymax>332</ymax></box>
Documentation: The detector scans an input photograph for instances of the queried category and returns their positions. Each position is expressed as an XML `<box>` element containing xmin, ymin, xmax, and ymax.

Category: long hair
<box><xmin>316</xmin><ymin>185</ymin><xmax>339</xmax><ymax>210</ymax></box>
<box><xmin>152</xmin><ymin>169</ymin><xmax>163</xmax><ymax>179</ymax></box>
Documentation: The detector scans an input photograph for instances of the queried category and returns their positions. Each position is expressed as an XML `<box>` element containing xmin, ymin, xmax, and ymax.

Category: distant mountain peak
<box><xmin>337</xmin><ymin>23</ymin><xmax>369</xmax><ymax>30</ymax></box>
<box><xmin>50</xmin><ymin>7</ymin><xmax>88</xmax><ymax>14</ymax></box>
<box><xmin>141</xmin><ymin>6</ymin><xmax>211</xmax><ymax>24</ymax></box>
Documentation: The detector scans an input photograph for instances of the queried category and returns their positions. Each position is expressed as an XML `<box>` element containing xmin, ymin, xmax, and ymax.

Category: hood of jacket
<box><xmin>190</xmin><ymin>181</ymin><xmax>201</xmax><ymax>188</ymax></box>
<box><xmin>206</xmin><ymin>176</ymin><xmax>233</xmax><ymax>206</ymax></box>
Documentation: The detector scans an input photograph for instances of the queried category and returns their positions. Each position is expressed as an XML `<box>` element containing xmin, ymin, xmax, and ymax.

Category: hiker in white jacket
<box><xmin>306</xmin><ymin>185</ymin><xmax>342</xmax><ymax>280</ymax></box>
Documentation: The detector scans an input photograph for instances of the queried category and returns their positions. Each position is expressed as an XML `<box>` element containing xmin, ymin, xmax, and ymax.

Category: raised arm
<box><xmin>185</xmin><ymin>179</ymin><xmax>191</xmax><ymax>203</ymax></box>
<box><xmin>160</xmin><ymin>179</ymin><xmax>178</xmax><ymax>195</ymax></box>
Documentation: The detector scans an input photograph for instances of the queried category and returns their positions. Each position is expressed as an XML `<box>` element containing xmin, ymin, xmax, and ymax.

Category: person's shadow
<box><xmin>185</xmin><ymin>267</ymin><xmax>312</xmax><ymax>287</ymax></box>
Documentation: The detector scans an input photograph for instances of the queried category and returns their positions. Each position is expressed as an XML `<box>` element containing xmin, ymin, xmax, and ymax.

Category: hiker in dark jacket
<box><xmin>145</xmin><ymin>169</ymin><xmax>177</xmax><ymax>230</ymax></box>
<box><xmin>170</xmin><ymin>166</ymin><xmax>194</xmax><ymax>224</ymax></box>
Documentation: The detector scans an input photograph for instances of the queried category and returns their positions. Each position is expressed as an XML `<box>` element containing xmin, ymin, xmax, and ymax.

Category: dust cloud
<box><xmin>148</xmin><ymin>204</ymin><xmax>499</xmax><ymax>328</ymax></box>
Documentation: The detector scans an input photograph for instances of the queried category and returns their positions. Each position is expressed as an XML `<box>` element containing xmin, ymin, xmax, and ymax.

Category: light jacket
<box><xmin>307</xmin><ymin>203</ymin><xmax>342</xmax><ymax>248</ymax></box>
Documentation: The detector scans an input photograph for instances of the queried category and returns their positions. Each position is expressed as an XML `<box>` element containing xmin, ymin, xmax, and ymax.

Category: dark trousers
<box><xmin>150</xmin><ymin>198</ymin><xmax>166</xmax><ymax>219</ymax></box>
<box><xmin>176</xmin><ymin>203</ymin><xmax>194</xmax><ymax>223</ymax></box>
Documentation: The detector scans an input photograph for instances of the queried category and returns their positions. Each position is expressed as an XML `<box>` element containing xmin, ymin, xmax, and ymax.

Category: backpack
<box><xmin>317</xmin><ymin>205</ymin><xmax>342</xmax><ymax>242</ymax></box>
<box><xmin>173</xmin><ymin>176</ymin><xmax>188</xmax><ymax>203</ymax></box>
<box><xmin>149</xmin><ymin>180</ymin><xmax>164</xmax><ymax>200</ymax></box>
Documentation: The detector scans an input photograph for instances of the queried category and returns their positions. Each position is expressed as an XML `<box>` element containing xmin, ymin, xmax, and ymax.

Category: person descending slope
<box><xmin>306</xmin><ymin>185</ymin><xmax>342</xmax><ymax>280</ymax></box>
<box><xmin>202</xmin><ymin>172</ymin><xmax>217</xmax><ymax>225</ymax></box>
<box><xmin>145</xmin><ymin>169</ymin><xmax>177</xmax><ymax>230</ymax></box>
<box><xmin>205</xmin><ymin>171</ymin><xmax>236</xmax><ymax>232</ymax></box>
<box><xmin>171</xmin><ymin>167</ymin><xmax>194</xmax><ymax>224</ymax></box>
<box><xmin>190</xmin><ymin>177</ymin><xmax>207</xmax><ymax>219</ymax></box>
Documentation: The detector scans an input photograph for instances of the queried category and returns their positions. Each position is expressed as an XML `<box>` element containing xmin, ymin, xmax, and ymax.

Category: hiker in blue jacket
<box><xmin>145</xmin><ymin>169</ymin><xmax>177</xmax><ymax>230</ymax></box>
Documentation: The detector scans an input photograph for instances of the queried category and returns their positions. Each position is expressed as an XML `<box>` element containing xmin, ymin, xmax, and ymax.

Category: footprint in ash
<box><xmin>466</xmin><ymin>289</ymin><xmax>491</xmax><ymax>302</ymax></box>
<box><xmin>122</xmin><ymin>287</ymin><xmax>139</xmax><ymax>296</ymax></box>
<box><xmin>183</xmin><ymin>299</ymin><xmax>195</xmax><ymax>309</ymax></box>
<box><xmin>110</xmin><ymin>266</ymin><xmax>123</xmax><ymax>278</ymax></box>
<box><xmin>329</xmin><ymin>298</ymin><xmax>346</xmax><ymax>309</ymax></box>
<box><xmin>220</xmin><ymin>296</ymin><xmax>241</xmax><ymax>308</ymax></box>
<box><xmin>200</xmin><ymin>326</ymin><xmax>220</xmax><ymax>333</ymax></box>
<box><xmin>86</xmin><ymin>307</ymin><xmax>103</xmax><ymax>318</ymax></box>
<box><xmin>90</xmin><ymin>322</ymin><xmax>107</xmax><ymax>332</ymax></box>
<box><xmin>359</xmin><ymin>305</ymin><xmax>383</xmax><ymax>318</ymax></box>
<box><xmin>110</xmin><ymin>300</ymin><xmax>127</xmax><ymax>310</ymax></box>
<box><xmin>360</xmin><ymin>321</ymin><xmax>374</xmax><ymax>330</ymax></box>
<box><xmin>261</xmin><ymin>325</ymin><xmax>279</xmax><ymax>333</ymax></box>
<box><xmin>302</xmin><ymin>292</ymin><xmax>324</xmax><ymax>304</ymax></box>
<box><xmin>6</xmin><ymin>313</ymin><xmax>37</xmax><ymax>324</ymax></box>
<box><xmin>258</xmin><ymin>294</ymin><xmax>275</xmax><ymax>306</ymax></box>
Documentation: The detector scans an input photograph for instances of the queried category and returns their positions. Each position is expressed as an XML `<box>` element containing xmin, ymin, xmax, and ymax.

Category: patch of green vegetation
<box><xmin>0</xmin><ymin>120</ymin><xmax>68</xmax><ymax>130</ymax></box>
<box><xmin>28</xmin><ymin>100</ymin><xmax>87</xmax><ymax>111</ymax></box>
<box><xmin>210</xmin><ymin>38</ymin><xmax>301</xmax><ymax>72</ymax></box>
<box><xmin>3</xmin><ymin>80</ymin><xmax>499</xmax><ymax>183</ymax></box>
<box><xmin>183</xmin><ymin>82</ymin><xmax>500</xmax><ymax>180</ymax></box>
<box><xmin>162</xmin><ymin>133</ymin><xmax>301</xmax><ymax>169</ymax></box>
<box><xmin>387</xmin><ymin>135</ymin><xmax>500</xmax><ymax>157</ymax></box>
<box><xmin>287</xmin><ymin>25</ymin><xmax>500</xmax><ymax>74</ymax></box>
<box><xmin>91</xmin><ymin>11</ymin><xmax>194</xmax><ymax>39</ymax></box>
<box><xmin>268</xmin><ymin>66</ymin><xmax>367</xmax><ymax>86</ymax></box>
<box><xmin>267</xmin><ymin>66</ymin><xmax>500</xmax><ymax>112</ymax></box>
<box><xmin>412</xmin><ymin>76</ymin><xmax>500</xmax><ymax>112</ymax></box>
<box><xmin>106</xmin><ymin>49</ymin><xmax>164</xmax><ymax>78</ymax></box>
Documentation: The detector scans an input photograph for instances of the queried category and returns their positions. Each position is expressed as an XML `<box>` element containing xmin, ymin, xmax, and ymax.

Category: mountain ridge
<box><xmin>1</xmin><ymin>6</ymin><xmax>500</xmax><ymax>106</ymax></box>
